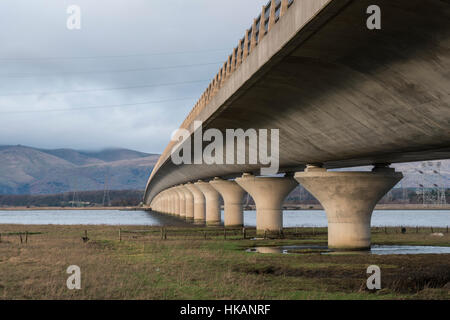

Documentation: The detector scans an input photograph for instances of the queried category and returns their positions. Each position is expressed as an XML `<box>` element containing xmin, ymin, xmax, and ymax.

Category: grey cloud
<box><xmin>0</xmin><ymin>0</ymin><xmax>268</xmax><ymax>153</ymax></box>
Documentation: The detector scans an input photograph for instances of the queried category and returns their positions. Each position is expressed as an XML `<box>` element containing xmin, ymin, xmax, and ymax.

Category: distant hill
<box><xmin>0</xmin><ymin>145</ymin><xmax>159</xmax><ymax>195</ymax></box>
<box><xmin>0</xmin><ymin>145</ymin><xmax>448</xmax><ymax>196</ymax></box>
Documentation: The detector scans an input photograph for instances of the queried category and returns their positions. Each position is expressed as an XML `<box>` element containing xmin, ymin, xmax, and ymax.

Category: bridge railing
<box><xmin>148</xmin><ymin>0</ymin><xmax>295</xmax><ymax>185</ymax></box>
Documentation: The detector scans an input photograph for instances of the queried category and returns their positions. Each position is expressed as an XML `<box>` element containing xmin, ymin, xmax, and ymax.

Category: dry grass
<box><xmin>0</xmin><ymin>225</ymin><xmax>448</xmax><ymax>300</ymax></box>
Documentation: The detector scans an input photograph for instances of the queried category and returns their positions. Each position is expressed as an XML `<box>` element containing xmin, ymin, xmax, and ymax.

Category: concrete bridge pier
<box><xmin>295</xmin><ymin>165</ymin><xmax>403</xmax><ymax>250</ymax></box>
<box><xmin>180</xmin><ymin>185</ymin><xmax>194</xmax><ymax>222</ymax></box>
<box><xmin>186</xmin><ymin>183</ymin><xmax>206</xmax><ymax>225</ymax></box>
<box><xmin>171</xmin><ymin>187</ymin><xmax>180</xmax><ymax>217</ymax></box>
<box><xmin>166</xmin><ymin>190</ymin><xmax>173</xmax><ymax>215</ymax></box>
<box><xmin>162</xmin><ymin>193</ymin><xmax>168</xmax><ymax>214</ymax></box>
<box><xmin>175</xmin><ymin>187</ymin><xmax>186</xmax><ymax>219</ymax></box>
<box><xmin>195</xmin><ymin>181</ymin><xmax>221</xmax><ymax>226</ymax></box>
<box><xmin>153</xmin><ymin>195</ymin><xmax>161</xmax><ymax>212</ymax></box>
<box><xmin>168</xmin><ymin>189</ymin><xmax>177</xmax><ymax>215</ymax></box>
<box><xmin>165</xmin><ymin>192</ymin><xmax>172</xmax><ymax>215</ymax></box>
<box><xmin>236</xmin><ymin>173</ymin><xmax>297</xmax><ymax>235</ymax></box>
<box><xmin>166</xmin><ymin>192</ymin><xmax>171</xmax><ymax>214</ymax></box>
<box><xmin>210</xmin><ymin>178</ymin><xmax>245</xmax><ymax>228</ymax></box>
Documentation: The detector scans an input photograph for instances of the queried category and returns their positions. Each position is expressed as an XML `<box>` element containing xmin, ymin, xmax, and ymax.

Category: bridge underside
<box><xmin>145</xmin><ymin>0</ymin><xmax>450</xmax><ymax>204</ymax></box>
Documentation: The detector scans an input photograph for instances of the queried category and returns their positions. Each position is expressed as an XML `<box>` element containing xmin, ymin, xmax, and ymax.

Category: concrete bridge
<box><xmin>144</xmin><ymin>0</ymin><xmax>450</xmax><ymax>250</ymax></box>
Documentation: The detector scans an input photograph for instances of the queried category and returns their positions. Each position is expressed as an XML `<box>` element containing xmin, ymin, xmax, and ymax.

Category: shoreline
<box><xmin>0</xmin><ymin>206</ymin><xmax>139</xmax><ymax>211</ymax></box>
<box><xmin>0</xmin><ymin>204</ymin><xmax>450</xmax><ymax>211</ymax></box>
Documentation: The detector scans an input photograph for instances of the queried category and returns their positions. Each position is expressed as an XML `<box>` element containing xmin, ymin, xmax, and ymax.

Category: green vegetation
<box><xmin>0</xmin><ymin>225</ymin><xmax>448</xmax><ymax>300</ymax></box>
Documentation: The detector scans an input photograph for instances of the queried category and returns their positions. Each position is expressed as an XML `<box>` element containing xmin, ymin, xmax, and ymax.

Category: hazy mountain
<box><xmin>0</xmin><ymin>145</ymin><xmax>448</xmax><ymax>195</ymax></box>
<box><xmin>0</xmin><ymin>145</ymin><xmax>159</xmax><ymax>195</ymax></box>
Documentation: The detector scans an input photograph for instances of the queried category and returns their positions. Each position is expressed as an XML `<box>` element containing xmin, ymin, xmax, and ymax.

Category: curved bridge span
<box><xmin>143</xmin><ymin>0</ymin><xmax>450</xmax><ymax>250</ymax></box>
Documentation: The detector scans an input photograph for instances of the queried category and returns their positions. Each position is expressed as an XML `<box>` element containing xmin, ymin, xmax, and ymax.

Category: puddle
<box><xmin>246</xmin><ymin>245</ymin><xmax>329</xmax><ymax>254</ymax></box>
<box><xmin>246</xmin><ymin>245</ymin><xmax>450</xmax><ymax>255</ymax></box>
<box><xmin>368</xmin><ymin>245</ymin><xmax>450</xmax><ymax>255</ymax></box>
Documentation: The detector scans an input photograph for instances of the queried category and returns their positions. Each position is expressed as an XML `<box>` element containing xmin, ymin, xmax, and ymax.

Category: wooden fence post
<box><xmin>119</xmin><ymin>228</ymin><xmax>122</xmax><ymax>242</ymax></box>
<box><xmin>25</xmin><ymin>231</ymin><xmax>28</xmax><ymax>244</ymax></box>
<box><xmin>19</xmin><ymin>233</ymin><xmax>23</xmax><ymax>244</ymax></box>
<box><xmin>242</xmin><ymin>227</ymin><xmax>246</xmax><ymax>240</ymax></box>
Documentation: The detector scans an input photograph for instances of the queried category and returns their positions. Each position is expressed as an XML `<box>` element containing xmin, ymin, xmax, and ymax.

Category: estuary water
<box><xmin>0</xmin><ymin>209</ymin><xmax>448</xmax><ymax>227</ymax></box>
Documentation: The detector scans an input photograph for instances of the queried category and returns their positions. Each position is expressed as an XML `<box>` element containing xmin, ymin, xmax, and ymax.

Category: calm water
<box><xmin>247</xmin><ymin>245</ymin><xmax>450</xmax><ymax>255</ymax></box>
<box><xmin>0</xmin><ymin>209</ymin><xmax>448</xmax><ymax>227</ymax></box>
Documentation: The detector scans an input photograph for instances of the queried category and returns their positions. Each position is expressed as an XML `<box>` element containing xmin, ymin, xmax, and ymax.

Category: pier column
<box><xmin>162</xmin><ymin>193</ymin><xmax>168</xmax><ymax>214</ymax></box>
<box><xmin>295</xmin><ymin>165</ymin><xmax>403</xmax><ymax>250</ymax></box>
<box><xmin>165</xmin><ymin>192</ymin><xmax>171</xmax><ymax>214</ymax></box>
<box><xmin>210</xmin><ymin>178</ymin><xmax>245</xmax><ymax>227</ymax></box>
<box><xmin>153</xmin><ymin>195</ymin><xmax>161</xmax><ymax>212</ymax></box>
<box><xmin>168</xmin><ymin>190</ymin><xmax>177</xmax><ymax>215</ymax></box>
<box><xmin>180</xmin><ymin>185</ymin><xmax>194</xmax><ymax>222</ymax></box>
<box><xmin>166</xmin><ymin>191</ymin><xmax>172</xmax><ymax>215</ymax></box>
<box><xmin>174</xmin><ymin>187</ymin><xmax>186</xmax><ymax>219</ymax></box>
<box><xmin>236</xmin><ymin>173</ymin><xmax>297</xmax><ymax>234</ymax></box>
<box><xmin>166</xmin><ymin>192</ymin><xmax>171</xmax><ymax>214</ymax></box>
<box><xmin>195</xmin><ymin>181</ymin><xmax>221</xmax><ymax>226</ymax></box>
<box><xmin>185</xmin><ymin>183</ymin><xmax>206</xmax><ymax>225</ymax></box>
<box><xmin>172</xmin><ymin>188</ymin><xmax>180</xmax><ymax>216</ymax></box>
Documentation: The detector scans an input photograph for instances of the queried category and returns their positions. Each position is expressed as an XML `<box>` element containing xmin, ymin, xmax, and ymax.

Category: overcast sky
<box><xmin>0</xmin><ymin>0</ymin><xmax>267</xmax><ymax>154</ymax></box>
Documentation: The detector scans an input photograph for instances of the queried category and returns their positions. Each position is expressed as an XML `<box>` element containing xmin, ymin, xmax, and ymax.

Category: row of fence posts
<box><xmin>118</xmin><ymin>227</ymin><xmax>249</xmax><ymax>241</ymax></box>
<box><xmin>115</xmin><ymin>225</ymin><xmax>450</xmax><ymax>241</ymax></box>
<box><xmin>380</xmin><ymin>226</ymin><xmax>449</xmax><ymax>234</ymax></box>
<box><xmin>2</xmin><ymin>225</ymin><xmax>449</xmax><ymax>245</ymax></box>
<box><xmin>0</xmin><ymin>231</ymin><xmax>29</xmax><ymax>244</ymax></box>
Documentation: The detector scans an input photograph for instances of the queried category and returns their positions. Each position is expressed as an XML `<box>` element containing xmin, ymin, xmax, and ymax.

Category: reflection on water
<box><xmin>247</xmin><ymin>245</ymin><xmax>450</xmax><ymax>255</ymax></box>
<box><xmin>0</xmin><ymin>209</ymin><xmax>448</xmax><ymax>227</ymax></box>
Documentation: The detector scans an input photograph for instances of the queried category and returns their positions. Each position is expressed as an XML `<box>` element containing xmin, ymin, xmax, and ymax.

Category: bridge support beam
<box><xmin>210</xmin><ymin>178</ymin><xmax>245</xmax><ymax>228</ymax></box>
<box><xmin>174</xmin><ymin>187</ymin><xmax>186</xmax><ymax>219</ymax></box>
<box><xmin>295</xmin><ymin>165</ymin><xmax>403</xmax><ymax>250</ymax></box>
<box><xmin>195</xmin><ymin>181</ymin><xmax>221</xmax><ymax>226</ymax></box>
<box><xmin>186</xmin><ymin>183</ymin><xmax>206</xmax><ymax>225</ymax></box>
<box><xmin>236</xmin><ymin>173</ymin><xmax>297</xmax><ymax>235</ymax></box>
<box><xmin>180</xmin><ymin>185</ymin><xmax>194</xmax><ymax>222</ymax></box>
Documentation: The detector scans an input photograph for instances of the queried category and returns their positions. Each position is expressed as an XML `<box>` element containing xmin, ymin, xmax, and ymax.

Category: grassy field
<box><xmin>0</xmin><ymin>225</ymin><xmax>448</xmax><ymax>300</ymax></box>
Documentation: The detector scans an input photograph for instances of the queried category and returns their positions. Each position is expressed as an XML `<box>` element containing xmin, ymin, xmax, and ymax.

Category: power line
<box><xmin>0</xmin><ymin>79</ymin><xmax>209</xmax><ymax>97</ymax></box>
<box><xmin>0</xmin><ymin>61</ymin><xmax>222</xmax><ymax>78</ymax></box>
<box><xmin>0</xmin><ymin>48</ymin><xmax>230</xmax><ymax>61</ymax></box>
<box><xmin>0</xmin><ymin>97</ymin><xmax>197</xmax><ymax>115</ymax></box>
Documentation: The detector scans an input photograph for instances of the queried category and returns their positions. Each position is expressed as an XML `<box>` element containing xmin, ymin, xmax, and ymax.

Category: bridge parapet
<box><xmin>149</xmin><ymin>0</ymin><xmax>295</xmax><ymax>183</ymax></box>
